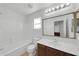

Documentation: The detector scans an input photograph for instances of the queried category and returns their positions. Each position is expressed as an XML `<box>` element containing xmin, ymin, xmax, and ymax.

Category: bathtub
<box><xmin>0</xmin><ymin>41</ymin><xmax>31</xmax><ymax>56</ymax></box>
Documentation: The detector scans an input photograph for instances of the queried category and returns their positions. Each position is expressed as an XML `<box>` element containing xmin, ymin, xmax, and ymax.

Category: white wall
<box><xmin>24</xmin><ymin>9</ymin><xmax>44</xmax><ymax>38</ymax></box>
<box><xmin>0</xmin><ymin>6</ymin><xmax>31</xmax><ymax>49</ymax></box>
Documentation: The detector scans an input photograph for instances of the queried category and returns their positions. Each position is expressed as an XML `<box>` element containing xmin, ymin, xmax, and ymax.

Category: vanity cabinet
<box><xmin>37</xmin><ymin>43</ymin><xmax>75</xmax><ymax>56</ymax></box>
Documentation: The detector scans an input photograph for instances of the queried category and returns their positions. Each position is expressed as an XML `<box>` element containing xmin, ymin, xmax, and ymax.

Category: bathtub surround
<box><xmin>0</xmin><ymin>4</ymin><xmax>32</xmax><ymax>55</ymax></box>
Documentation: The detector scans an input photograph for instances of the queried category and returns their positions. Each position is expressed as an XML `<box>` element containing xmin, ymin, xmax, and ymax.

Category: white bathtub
<box><xmin>0</xmin><ymin>41</ymin><xmax>31</xmax><ymax>56</ymax></box>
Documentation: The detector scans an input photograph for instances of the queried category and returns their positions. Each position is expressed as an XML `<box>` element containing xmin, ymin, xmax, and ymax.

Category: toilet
<box><xmin>26</xmin><ymin>37</ymin><xmax>41</xmax><ymax>56</ymax></box>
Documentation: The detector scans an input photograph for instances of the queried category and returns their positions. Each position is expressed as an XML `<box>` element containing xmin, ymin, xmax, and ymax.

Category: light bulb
<box><xmin>66</xmin><ymin>3</ymin><xmax>70</xmax><ymax>6</ymax></box>
<box><xmin>56</xmin><ymin>6</ymin><xmax>60</xmax><ymax>10</ymax></box>
<box><xmin>60</xmin><ymin>4</ymin><xmax>65</xmax><ymax>8</ymax></box>
<box><xmin>48</xmin><ymin>8</ymin><xmax>51</xmax><ymax>12</ymax></box>
<box><xmin>52</xmin><ymin>8</ymin><xmax>55</xmax><ymax>11</ymax></box>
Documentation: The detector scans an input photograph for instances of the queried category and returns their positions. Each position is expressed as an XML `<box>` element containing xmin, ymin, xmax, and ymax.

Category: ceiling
<box><xmin>0</xmin><ymin>3</ymin><xmax>61</xmax><ymax>15</ymax></box>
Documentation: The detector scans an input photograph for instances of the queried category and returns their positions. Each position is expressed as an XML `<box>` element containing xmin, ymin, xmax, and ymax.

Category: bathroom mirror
<box><xmin>42</xmin><ymin>13</ymin><xmax>76</xmax><ymax>39</ymax></box>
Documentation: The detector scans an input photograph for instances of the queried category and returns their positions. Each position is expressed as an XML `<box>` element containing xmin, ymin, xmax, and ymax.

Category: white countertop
<box><xmin>37</xmin><ymin>36</ymin><xmax>79</xmax><ymax>56</ymax></box>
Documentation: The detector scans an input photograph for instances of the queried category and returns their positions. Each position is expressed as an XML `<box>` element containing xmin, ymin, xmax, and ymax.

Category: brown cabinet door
<box><xmin>47</xmin><ymin>46</ymin><xmax>64</xmax><ymax>56</ymax></box>
<box><xmin>37</xmin><ymin>43</ymin><xmax>47</xmax><ymax>56</ymax></box>
<box><xmin>37</xmin><ymin>43</ymin><xmax>75</xmax><ymax>56</ymax></box>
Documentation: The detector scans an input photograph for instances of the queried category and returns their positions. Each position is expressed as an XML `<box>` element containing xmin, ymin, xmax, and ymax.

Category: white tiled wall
<box><xmin>0</xmin><ymin>6</ymin><xmax>32</xmax><ymax>53</ymax></box>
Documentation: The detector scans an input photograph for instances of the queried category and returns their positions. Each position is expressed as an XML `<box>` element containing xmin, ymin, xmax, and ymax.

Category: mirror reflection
<box><xmin>54</xmin><ymin>21</ymin><xmax>64</xmax><ymax>37</ymax></box>
<box><xmin>43</xmin><ymin>14</ymin><xmax>75</xmax><ymax>39</ymax></box>
<box><xmin>76</xmin><ymin>19</ymin><xmax>79</xmax><ymax>33</ymax></box>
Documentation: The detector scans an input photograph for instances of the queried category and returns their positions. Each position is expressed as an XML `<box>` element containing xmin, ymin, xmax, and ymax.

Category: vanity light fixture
<box><xmin>45</xmin><ymin>3</ymin><xmax>71</xmax><ymax>14</ymax></box>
